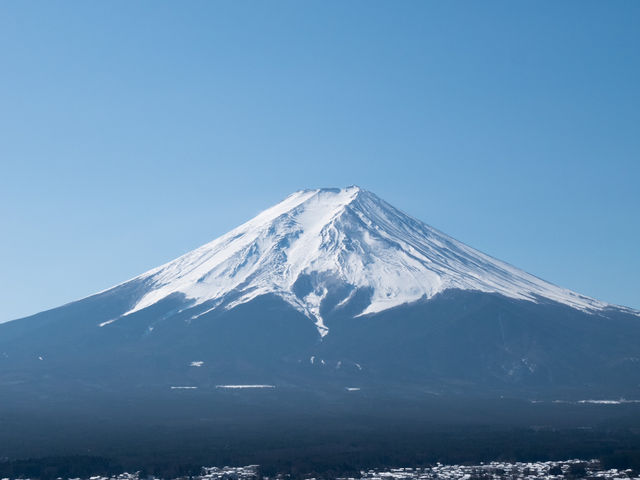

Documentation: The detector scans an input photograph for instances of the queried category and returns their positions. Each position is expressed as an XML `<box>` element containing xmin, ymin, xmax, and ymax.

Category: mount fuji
<box><xmin>1</xmin><ymin>186</ymin><xmax>639</xmax><ymax>400</ymax></box>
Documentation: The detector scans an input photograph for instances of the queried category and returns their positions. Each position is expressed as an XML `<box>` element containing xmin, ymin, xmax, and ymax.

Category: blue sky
<box><xmin>1</xmin><ymin>1</ymin><xmax>639</xmax><ymax>322</ymax></box>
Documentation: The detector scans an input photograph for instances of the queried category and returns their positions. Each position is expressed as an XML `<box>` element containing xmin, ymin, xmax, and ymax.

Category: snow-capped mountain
<box><xmin>1</xmin><ymin>186</ymin><xmax>639</xmax><ymax>400</ymax></box>
<box><xmin>111</xmin><ymin>186</ymin><xmax>618</xmax><ymax>337</ymax></box>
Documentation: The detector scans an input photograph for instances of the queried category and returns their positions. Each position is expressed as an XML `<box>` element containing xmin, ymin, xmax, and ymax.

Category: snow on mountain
<box><xmin>110</xmin><ymin>186</ymin><xmax>618</xmax><ymax>337</ymax></box>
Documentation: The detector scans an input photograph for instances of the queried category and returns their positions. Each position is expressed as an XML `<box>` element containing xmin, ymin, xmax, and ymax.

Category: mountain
<box><xmin>1</xmin><ymin>186</ymin><xmax>639</xmax><ymax>401</ymax></box>
<box><xmin>110</xmin><ymin>186</ymin><xmax>619</xmax><ymax>336</ymax></box>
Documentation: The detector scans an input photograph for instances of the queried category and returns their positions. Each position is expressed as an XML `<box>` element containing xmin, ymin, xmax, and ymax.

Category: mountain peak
<box><xmin>288</xmin><ymin>185</ymin><xmax>368</xmax><ymax>205</ymax></box>
<box><xmin>305</xmin><ymin>185</ymin><xmax>363</xmax><ymax>194</ymax></box>
<box><xmin>109</xmin><ymin>187</ymin><xmax>620</xmax><ymax>337</ymax></box>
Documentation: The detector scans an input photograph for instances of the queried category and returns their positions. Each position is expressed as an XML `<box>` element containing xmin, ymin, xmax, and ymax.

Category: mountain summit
<box><xmin>115</xmin><ymin>186</ymin><xmax>613</xmax><ymax>337</ymax></box>
<box><xmin>1</xmin><ymin>186</ymin><xmax>639</xmax><ymax>400</ymax></box>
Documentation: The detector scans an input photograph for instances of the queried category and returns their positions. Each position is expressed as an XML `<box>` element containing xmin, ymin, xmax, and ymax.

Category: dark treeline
<box><xmin>0</xmin><ymin>456</ymin><xmax>122</xmax><ymax>480</ymax></box>
<box><xmin>2</xmin><ymin>393</ymin><xmax>640</xmax><ymax>479</ymax></box>
<box><xmin>2</xmin><ymin>426</ymin><xmax>640</xmax><ymax>480</ymax></box>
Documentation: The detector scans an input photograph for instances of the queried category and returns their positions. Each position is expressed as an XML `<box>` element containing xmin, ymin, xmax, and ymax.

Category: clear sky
<box><xmin>1</xmin><ymin>1</ymin><xmax>638</xmax><ymax>322</ymax></box>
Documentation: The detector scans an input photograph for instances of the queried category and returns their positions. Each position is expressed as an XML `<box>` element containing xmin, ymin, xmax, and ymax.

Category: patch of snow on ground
<box><xmin>215</xmin><ymin>384</ymin><xmax>275</xmax><ymax>389</ymax></box>
<box><xmin>578</xmin><ymin>399</ymin><xmax>640</xmax><ymax>405</ymax></box>
<box><xmin>537</xmin><ymin>399</ymin><xmax>640</xmax><ymax>405</ymax></box>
